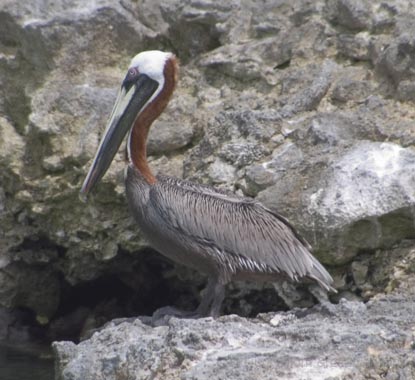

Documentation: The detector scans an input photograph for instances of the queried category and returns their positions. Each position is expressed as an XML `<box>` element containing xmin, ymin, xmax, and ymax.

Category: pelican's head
<box><xmin>80</xmin><ymin>51</ymin><xmax>176</xmax><ymax>198</ymax></box>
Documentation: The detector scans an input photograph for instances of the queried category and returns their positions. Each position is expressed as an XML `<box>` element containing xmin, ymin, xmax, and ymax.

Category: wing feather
<box><xmin>150</xmin><ymin>175</ymin><xmax>334</xmax><ymax>290</ymax></box>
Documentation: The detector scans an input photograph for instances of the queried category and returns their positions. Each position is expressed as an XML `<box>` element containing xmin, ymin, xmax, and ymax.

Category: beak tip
<box><xmin>80</xmin><ymin>167</ymin><xmax>97</xmax><ymax>202</ymax></box>
<box><xmin>79</xmin><ymin>191</ymin><xmax>88</xmax><ymax>203</ymax></box>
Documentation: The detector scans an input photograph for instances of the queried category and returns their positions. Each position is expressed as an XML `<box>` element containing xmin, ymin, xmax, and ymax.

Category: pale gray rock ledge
<box><xmin>53</xmin><ymin>285</ymin><xmax>415</xmax><ymax>380</ymax></box>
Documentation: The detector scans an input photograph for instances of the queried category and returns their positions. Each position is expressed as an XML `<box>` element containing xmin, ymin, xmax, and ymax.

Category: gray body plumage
<box><xmin>126</xmin><ymin>164</ymin><xmax>334</xmax><ymax>316</ymax></box>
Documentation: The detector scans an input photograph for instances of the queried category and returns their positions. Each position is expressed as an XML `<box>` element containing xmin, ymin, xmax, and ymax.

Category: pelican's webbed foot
<box><xmin>151</xmin><ymin>306</ymin><xmax>203</xmax><ymax>326</ymax></box>
<box><xmin>150</xmin><ymin>277</ymin><xmax>226</xmax><ymax>326</ymax></box>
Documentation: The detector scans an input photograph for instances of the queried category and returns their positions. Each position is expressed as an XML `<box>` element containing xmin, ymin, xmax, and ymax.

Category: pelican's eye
<box><xmin>123</xmin><ymin>67</ymin><xmax>140</xmax><ymax>90</ymax></box>
<box><xmin>128</xmin><ymin>67</ymin><xmax>139</xmax><ymax>79</ymax></box>
<box><xmin>129</xmin><ymin>69</ymin><xmax>135</xmax><ymax>75</ymax></box>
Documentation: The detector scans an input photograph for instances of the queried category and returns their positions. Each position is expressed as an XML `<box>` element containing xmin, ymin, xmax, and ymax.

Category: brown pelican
<box><xmin>80</xmin><ymin>50</ymin><xmax>335</xmax><ymax>318</ymax></box>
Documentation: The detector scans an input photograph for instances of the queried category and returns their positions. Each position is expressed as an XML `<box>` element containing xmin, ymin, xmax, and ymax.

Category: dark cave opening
<box><xmin>12</xmin><ymin>251</ymin><xmax>292</xmax><ymax>344</ymax></box>
<box><xmin>2</xmin><ymin>243</ymin><xmax>338</xmax><ymax>345</ymax></box>
<box><xmin>44</xmin><ymin>251</ymin><xmax>202</xmax><ymax>342</ymax></box>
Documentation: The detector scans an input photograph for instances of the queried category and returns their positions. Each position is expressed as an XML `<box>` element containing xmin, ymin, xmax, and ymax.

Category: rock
<box><xmin>42</xmin><ymin>155</ymin><xmax>65</xmax><ymax>173</ymax></box>
<box><xmin>48</xmin><ymin>307</ymin><xmax>91</xmax><ymax>342</ymax></box>
<box><xmin>337</xmin><ymin>33</ymin><xmax>371</xmax><ymax>61</ymax></box>
<box><xmin>280</xmin><ymin>60</ymin><xmax>338</xmax><ymax>118</ymax></box>
<box><xmin>53</xmin><ymin>285</ymin><xmax>415</xmax><ymax>380</ymax></box>
<box><xmin>307</xmin><ymin>141</ymin><xmax>415</xmax><ymax>262</ymax></box>
<box><xmin>0</xmin><ymin>306</ymin><xmax>32</xmax><ymax>342</ymax></box>
<box><xmin>208</xmin><ymin>158</ymin><xmax>236</xmax><ymax>184</ymax></box>
<box><xmin>184</xmin><ymin>109</ymin><xmax>278</xmax><ymax>182</ymax></box>
<box><xmin>371</xmin><ymin>2</ymin><xmax>398</xmax><ymax>33</ymax></box>
<box><xmin>324</xmin><ymin>0</ymin><xmax>372</xmax><ymax>31</ymax></box>
<box><xmin>160</xmin><ymin>0</ymin><xmax>236</xmax><ymax>61</ymax></box>
<box><xmin>351</xmin><ymin>261</ymin><xmax>368</xmax><ymax>286</ymax></box>
<box><xmin>256</xmin><ymin>140</ymin><xmax>415</xmax><ymax>264</ymax></box>
<box><xmin>150</xmin><ymin>155</ymin><xmax>185</xmax><ymax>179</ymax></box>
<box><xmin>200</xmin><ymin>36</ymin><xmax>293</xmax><ymax>83</ymax></box>
<box><xmin>0</xmin><ymin>262</ymin><xmax>60</xmax><ymax>319</ymax></box>
<box><xmin>0</xmin><ymin>116</ymin><xmax>24</xmax><ymax>175</ymax></box>
<box><xmin>147</xmin><ymin>121</ymin><xmax>194</xmax><ymax>155</ymax></box>
<box><xmin>245</xmin><ymin>142</ymin><xmax>304</xmax><ymax>194</ymax></box>
<box><xmin>304</xmin><ymin>112</ymin><xmax>356</xmax><ymax>145</ymax></box>
<box><xmin>375</xmin><ymin>33</ymin><xmax>415</xmax><ymax>86</ymax></box>
<box><xmin>330</xmin><ymin>69</ymin><xmax>374</xmax><ymax>103</ymax></box>
<box><xmin>218</xmin><ymin>142</ymin><xmax>268</xmax><ymax>168</ymax></box>
<box><xmin>397</xmin><ymin>80</ymin><xmax>415</xmax><ymax>102</ymax></box>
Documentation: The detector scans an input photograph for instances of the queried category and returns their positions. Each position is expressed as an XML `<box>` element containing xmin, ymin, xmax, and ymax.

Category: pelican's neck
<box><xmin>128</xmin><ymin>56</ymin><xmax>178</xmax><ymax>184</ymax></box>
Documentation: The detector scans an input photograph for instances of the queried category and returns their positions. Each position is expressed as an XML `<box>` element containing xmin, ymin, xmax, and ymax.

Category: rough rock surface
<box><xmin>54</xmin><ymin>279</ymin><xmax>415</xmax><ymax>380</ymax></box>
<box><xmin>0</xmin><ymin>0</ymin><xmax>415</xmax><ymax>376</ymax></box>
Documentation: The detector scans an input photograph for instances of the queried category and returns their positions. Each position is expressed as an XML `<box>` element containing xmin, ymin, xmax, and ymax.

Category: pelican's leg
<box><xmin>196</xmin><ymin>276</ymin><xmax>225</xmax><ymax>317</ymax></box>
<box><xmin>208</xmin><ymin>281</ymin><xmax>225</xmax><ymax>317</ymax></box>
<box><xmin>151</xmin><ymin>276</ymin><xmax>226</xmax><ymax>325</ymax></box>
<box><xmin>195</xmin><ymin>277</ymin><xmax>217</xmax><ymax>316</ymax></box>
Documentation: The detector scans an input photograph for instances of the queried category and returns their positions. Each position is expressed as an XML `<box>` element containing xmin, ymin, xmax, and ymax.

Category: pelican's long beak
<box><xmin>80</xmin><ymin>74</ymin><xmax>159</xmax><ymax>198</ymax></box>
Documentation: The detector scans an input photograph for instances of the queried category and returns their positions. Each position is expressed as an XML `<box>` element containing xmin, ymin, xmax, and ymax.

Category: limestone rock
<box><xmin>375</xmin><ymin>33</ymin><xmax>415</xmax><ymax>86</ymax></box>
<box><xmin>200</xmin><ymin>36</ymin><xmax>293</xmax><ymax>83</ymax></box>
<box><xmin>147</xmin><ymin>121</ymin><xmax>194</xmax><ymax>155</ymax></box>
<box><xmin>245</xmin><ymin>142</ymin><xmax>303</xmax><ymax>193</ymax></box>
<box><xmin>54</xmin><ymin>285</ymin><xmax>415</xmax><ymax>380</ymax></box>
<box><xmin>160</xmin><ymin>0</ymin><xmax>236</xmax><ymax>61</ymax></box>
<box><xmin>325</xmin><ymin>0</ymin><xmax>372</xmax><ymax>31</ymax></box>
<box><xmin>308</xmin><ymin>142</ymin><xmax>415</xmax><ymax>262</ymax></box>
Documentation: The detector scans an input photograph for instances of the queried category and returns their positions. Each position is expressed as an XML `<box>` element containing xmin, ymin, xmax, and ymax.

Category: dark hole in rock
<box><xmin>275</xmin><ymin>59</ymin><xmax>291</xmax><ymax>70</ymax></box>
<box><xmin>9</xmin><ymin>247</ymin><xmax>297</xmax><ymax>344</ymax></box>
<box><xmin>47</xmin><ymin>271</ymin><xmax>198</xmax><ymax>342</ymax></box>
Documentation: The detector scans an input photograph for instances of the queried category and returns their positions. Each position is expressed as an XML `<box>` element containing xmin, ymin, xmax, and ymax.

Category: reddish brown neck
<box><xmin>128</xmin><ymin>57</ymin><xmax>178</xmax><ymax>184</ymax></box>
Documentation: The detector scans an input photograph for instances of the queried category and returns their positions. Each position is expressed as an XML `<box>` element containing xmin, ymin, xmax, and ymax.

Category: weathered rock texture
<box><xmin>0</xmin><ymin>0</ymin><xmax>415</xmax><ymax>376</ymax></box>
<box><xmin>54</xmin><ymin>277</ymin><xmax>415</xmax><ymax>380</ymax></box>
